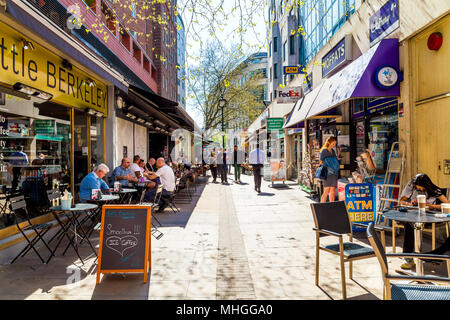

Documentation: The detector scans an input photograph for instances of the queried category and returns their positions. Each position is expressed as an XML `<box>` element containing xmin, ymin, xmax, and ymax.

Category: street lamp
<box><xmin>219</xmin><ymin>96</ymin><xmax>227</xmax><ymax>148</ymax></box>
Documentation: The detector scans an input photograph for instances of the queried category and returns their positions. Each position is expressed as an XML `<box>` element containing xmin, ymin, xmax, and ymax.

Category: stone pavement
<box><xmin>0</xmin><ymin>172</ymin><xmax>448</xmax><ymax>300</ymax></box>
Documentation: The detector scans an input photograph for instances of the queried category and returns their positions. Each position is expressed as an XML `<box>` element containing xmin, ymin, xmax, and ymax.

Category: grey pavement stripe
<box><xmin>216</xmin><ymin>185</ymin><xmax>256</xmax><ymax>299</ymax></box>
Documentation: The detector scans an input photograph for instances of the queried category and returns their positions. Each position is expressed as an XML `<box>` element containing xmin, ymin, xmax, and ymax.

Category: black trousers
<box><xmin>210</xmin><ymin>166</ymin><xmax>218</xmax><ymax>181</ymax></box>
<box><xmin>219</xmin><ymin>164</ymin><xmax>227</xmax><ymax>182</ymax></box>
<box><xmin>252</xmin><ymin>164</ymin><xmax>263</xmax><ymax>190</ymax></box>
<box><xmin>402</xmin><ymin>222</ymin><xmax>415</xmax><ymax>253</ymax></box>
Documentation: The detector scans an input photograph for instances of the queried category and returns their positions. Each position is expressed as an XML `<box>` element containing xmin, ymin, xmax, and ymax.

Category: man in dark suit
<box><xmin>146</xmin><ymin>157</ymin><xmax>156</xmax><ymax>172</ymax></box>
<box><xmin>217</xmin><ymin>148</ymin><xmax>228</xmax><ymax>184</ymax></box>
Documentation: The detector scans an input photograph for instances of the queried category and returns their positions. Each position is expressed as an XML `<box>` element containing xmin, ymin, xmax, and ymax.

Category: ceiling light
<box><xmin>116</xmin><ymin>96</ymin><xmax>125</xmax><ymax>109</ymax></box>
<box><xmin>13</xmin><ymin>82</ymin><xmax>53</xmax><ymax>100</ymax></box>
<box><xmin>21</xmin><ymin>38</ymin><xmax>35</xmax><ymax>51</ymax></box>
<box><xmin>86</xmin><ymin>108</ymin><xmax>97</xmax><ymax>115</ymax></box>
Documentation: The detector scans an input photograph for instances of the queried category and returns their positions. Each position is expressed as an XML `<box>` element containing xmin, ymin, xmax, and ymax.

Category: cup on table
<box><xmin>442</xmin><ymin>203</ymin><xmax>450</xmax><ymax>214</ymax></box>
<box><xmin>417</xmin><ymin>195</ymin><xmax>427</xmax><ymax>214</ymax></box>
<box><xmin>114</xmin><ymin>182</ymin><xmax>120</xmax><ymax>192</ymax></box>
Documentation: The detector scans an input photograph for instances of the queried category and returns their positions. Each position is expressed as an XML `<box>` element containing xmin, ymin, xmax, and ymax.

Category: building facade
<box><xmin>282</xmin><ymin>0</ymin><xmax>450</xmax><ymax>195</ymax></box>
<box><xmin>176</xmin><ymin>14</ymin><xmax>186</xmax><ymax>110</ymax></box>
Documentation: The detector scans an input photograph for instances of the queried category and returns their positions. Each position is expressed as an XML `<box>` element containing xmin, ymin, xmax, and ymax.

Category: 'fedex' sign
<box><xmin>276</xmin><ymin>87</ymin><xmax>301</xmax><ymax>104</ymax></box>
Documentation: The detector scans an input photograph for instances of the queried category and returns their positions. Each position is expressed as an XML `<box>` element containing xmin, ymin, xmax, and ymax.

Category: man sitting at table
<box><xmin>79</xmin><ymin>164</ymin><xmax>111</xmax><ymax>201</ymax></box>
<box><xmin>146</xmin><ymin>157</ymin><xmax>156</xmax><ymax>172</ymax></box>
<box><xmin>144</xmin><ymin>158</ymin><xmax>175</xmax><ymax>213</ymax></box>
<box><xmin>112</xmin><ymin>157</ymin><xmax>138</xmax><ymax>187</ymax></box>
<box><xmin>398</xmin><ymin>173</ymin><xmax>450</xmax><ymax>269</ymax></box>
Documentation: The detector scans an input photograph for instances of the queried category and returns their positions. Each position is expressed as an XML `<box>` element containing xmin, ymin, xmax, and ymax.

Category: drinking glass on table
<box><xmin>417</xmin><ymin>195</ymin><xmax>426</xmax><ymax>214</ymax></box>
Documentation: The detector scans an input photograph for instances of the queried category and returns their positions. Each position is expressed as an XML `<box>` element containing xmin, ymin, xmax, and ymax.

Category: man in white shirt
<box><xmin>249</xmin><ymin>144</ymin><xmax>265</xmax><ymax>193</ymax></box>
<box><xmin>129</xmin><ymin>155</ymin><xmax>142</xmax><ymax>179</ymax></box>
<box><xmin>146</xmin><ymin>158</ymin><xmax>176</xmax><ymax>212</ymax></box>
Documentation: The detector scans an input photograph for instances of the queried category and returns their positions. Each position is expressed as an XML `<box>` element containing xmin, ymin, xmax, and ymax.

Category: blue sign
<box><xmin>322</xmin><ymin>35</ymin><xmax>352</xmax><ymax>78</ymax></box>
<box><xmin>345</xmin><ymin>183</ymin><xmax>375</xmax><ymax>232</ymax></box>
<box><xmin>370</xmin><ymin>0</ymin><xmax>399</xmax><ymax>47</ymax></box>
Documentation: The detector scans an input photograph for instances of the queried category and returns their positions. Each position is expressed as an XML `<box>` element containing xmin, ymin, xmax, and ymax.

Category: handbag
<box><xmin>314</xmin><ymin>165</ymin><xmax>328</xmax><ymax>180</ymax></box>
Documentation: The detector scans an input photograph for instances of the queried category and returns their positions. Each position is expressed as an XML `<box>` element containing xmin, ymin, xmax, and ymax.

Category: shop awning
<box><xmin>127</xmin><ymin>86</ymin><xmax>195</xmax><ymax>131</ymax></box>
<box><xmin>283</xmin><ymin>83</ymin><xmax>324</xmax><ymax>128</ymax></box>
<box><xmin>284</xmin><ymin>39</ymin><xmax>399</xmax><ymax>128</ymax></box>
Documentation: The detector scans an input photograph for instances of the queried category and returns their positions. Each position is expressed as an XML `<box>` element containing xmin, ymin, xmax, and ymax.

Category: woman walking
<box><xmin>319</xmin><ymin>137</ymin><xmax>340</xmax><ymax>203</ymax></box>
<box><xmin>209</xmin><ymin>151</ymin><xmax>218</xmax><ymax>183</ymax></box>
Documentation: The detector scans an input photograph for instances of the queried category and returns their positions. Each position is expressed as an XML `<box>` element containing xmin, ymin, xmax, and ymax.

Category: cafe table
<box><xmin>383</xmin><ymin>209</ymin><xmax>450</xmax><ymax>276</ymax></box>
<box><xmin>112</xmin><ymin>188</ymin><xmax>138</xmax><ymax>204</ymax></box>
<box><xmin>49</xmin><ymin>203</ymin><xmax>98</xmax><ymax>264</ymax></box>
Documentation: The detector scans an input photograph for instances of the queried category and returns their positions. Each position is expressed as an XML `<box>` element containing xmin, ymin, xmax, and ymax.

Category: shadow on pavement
<box><xmin>153</xmin><ymin>177</ymin><xmax>209</xmax><ymax>228</ymax></box>
<box><xmin>257</xmin><ymin>192</ymin><xmax>275</xmax><ymax>197</ymax></box>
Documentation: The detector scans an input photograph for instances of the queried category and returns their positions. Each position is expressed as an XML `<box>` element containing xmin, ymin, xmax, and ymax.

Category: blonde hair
<box><xmin>321</xmin><ymin>136</ymin><xmax>337</xmax><ymax>151</ymax></box>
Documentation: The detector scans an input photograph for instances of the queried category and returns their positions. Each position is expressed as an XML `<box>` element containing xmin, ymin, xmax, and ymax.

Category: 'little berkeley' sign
<box><xmin>370</xmin><ymin>0</ymin><xmax>399</xmax><ymax>47</ymax></box>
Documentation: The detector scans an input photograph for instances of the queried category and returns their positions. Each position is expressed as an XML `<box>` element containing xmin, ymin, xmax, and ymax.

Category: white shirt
<box><xmin>130</xmin><ymin>163</ymin><xmax>141</xmax><ymax>176</ymax></box>
<box><xmin>249</xmin><ymin>148</ymin><xmax>265</xmax><ymax>165</ymax></box>
<box><xmin>156</xmin><ymin>165</ymin><xmax>176</xmax><ymax>192</ymax></box>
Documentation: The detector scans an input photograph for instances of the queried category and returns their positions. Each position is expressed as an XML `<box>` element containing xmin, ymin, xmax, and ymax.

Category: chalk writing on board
<box><xmin>105</xmin><ymin>235</ymin><xmax>138</xmax><ymax>257</ymax></box>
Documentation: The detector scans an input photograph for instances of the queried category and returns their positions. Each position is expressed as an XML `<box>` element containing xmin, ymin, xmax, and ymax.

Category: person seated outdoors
<box><xmin>21</xmin><ymin>166</ymin><xmax>50</xmax><ymax>217</ymax></box>
<box><xmin>111</xmin><ymin>157</ymin><xmax>138</xmax><ymax>187</ymax></box>
<box><xmin>129</xmin><ymin>155</ymin><xmax>143</xmax><ymax>180</ymax></box>
<box><xmin>398</xmin><ymin>173</ymin><xmax>450</xmax><ymax>269</ymax></box>
<box><xmin>144</xmin><ymin>158</ymin><xmax>176</xmax><ymax>213</ymax></box>
<box><xmin>146</xmin><ymin>157</ymin><xmax>156</xmax><ymax>172</ymax></box>
<box><xmin>79</xmin><ymin>164</ymin><xmax>111</xmax><ymax>202</ymax></box>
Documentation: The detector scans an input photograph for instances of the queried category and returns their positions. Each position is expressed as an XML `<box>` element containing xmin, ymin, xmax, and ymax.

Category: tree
<box><xmin>186</xmin><ymin>41</ymin><xmax>265</xmax><ymax>131</ymax></box>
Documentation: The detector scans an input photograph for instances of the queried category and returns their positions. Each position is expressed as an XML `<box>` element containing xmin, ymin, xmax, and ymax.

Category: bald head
<box><xmin>156</xmin><ymin>158</ymin><xmax>166</xmax><ymax>168</ymax></box>
<box><xmin>121</xmin><ymin>157</ymin><xmax>131</xmax><ymax>169</ymax></box>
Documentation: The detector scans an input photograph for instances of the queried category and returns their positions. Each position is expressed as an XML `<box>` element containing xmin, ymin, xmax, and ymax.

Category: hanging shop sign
<box><xmin>283</xmin><ymin>66</ymin><xmax>305</xmax><ymax>75</ymax></box>
<box><xmin>96</xmin><ymin>205</ymin><xmax>151</xmax><ymax>284</ymax></box>
<box><xmin>345</xmin><ymin>183</ymin><xmax>375</xmax><ymax>232</ymax></box>
<box><xmin>370</xmin><ymin>0</ymin><xmax>399</xmax><ymax>47</ymax></box>
<box><xmin>275</xmin><ymin>87</ymin><xmax>301</xmax><ymax>104</ymax></box>
<box><xmin>322</xmin><ymin>35</ymin><xmax>353</xmax><ymax>78</ymax></box>
<box><xmin>374</xmin><ymin>65</ymin><xmax>399</xmax><ymax>89</ymax></box>
<box><xmin>0</xmin><ymin>21</ymin><xmax>108</xmax><ymax>115</ymax></box>
<box><xmin>267</xmin><ymin>118</ymin><xmax>285</xmax><ymax>131</ymax></box>
<box><xmin>287</xmin><ymin>128</ymin><xmax>302</xmax><ymax>135</ymax></box>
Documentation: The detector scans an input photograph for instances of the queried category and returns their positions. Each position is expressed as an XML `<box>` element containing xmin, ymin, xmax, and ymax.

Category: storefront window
<box><xmin>368</xmin><ymin>112</ymin><xmax>398</xmax><ymax>171</ymax></box>
<box><xmin>0</xmin><ymin>94</ymin><xmax>71</xmax><ymax>229</ymax></box>
<box><xmin>74</xmin><ymin>109</ymin><xmax>88</xmax><ymax>186</ymax></box>
<box><xmin>90</xmin><ymin>116</ymin><xmax>104</xmax><ymax>171</ymax></box>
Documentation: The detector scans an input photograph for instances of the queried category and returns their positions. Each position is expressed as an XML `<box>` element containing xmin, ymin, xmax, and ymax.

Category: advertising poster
<box><xmin>270</xmin><ymin>159</ymin><xmax>286</xmax><ymax>182</ymax></box>
<box><xmin>345</xmin><ymin>183</ymin><xmax>375</xmax><ymax>232</ymax></box>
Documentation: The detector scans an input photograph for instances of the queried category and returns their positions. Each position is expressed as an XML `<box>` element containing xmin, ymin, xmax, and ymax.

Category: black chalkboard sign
<box><xmin>96</xmin><ymin>205</ymin><xmax>151</xmax><ymax>284</ymax></box>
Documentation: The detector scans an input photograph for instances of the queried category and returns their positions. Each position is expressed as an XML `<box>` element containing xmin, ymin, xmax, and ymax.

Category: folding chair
<box><xmin>367</xmin><ymin>223</ymin><xmax>450</xmax><ymax>300</ymax></box>
<box><xmin>140</xmin><ymin>184</ymin><xmax>163</xmax><ymax>227</ymax></box>
<box><xmin>310</xmin><ymin>201</ymin><xmax>377</xmax><ymax>300</ymax></box>
<box><xmin>10</xmin><ymin>195</ymin><xmax>54</xmax><ymax>264</ymax></box>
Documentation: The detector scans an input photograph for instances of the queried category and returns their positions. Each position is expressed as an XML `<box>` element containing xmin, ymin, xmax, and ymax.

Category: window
<box><xmin>270</xmin><ymin>67</ymin><xmax>272</xmax><ymax>81</ymax></box>
<box><xmin>130</xmin><ymin>2</ymin><xmax>137</xmax><ymax>18</ymax></box>
<box><xmin>119</xmin><ymin>25</ymin><xmax>130</xmax><ymax>50</ymax></box>
<box><xmin>269</xmin><ymin>42</ymin><xmax>272</xmax><ymax>57</ymax></box>
<box><xmin>101</xmin><ymin>1</ymin><xmax>116</xmax><ymax>34</ymax></box>
<box><xmin>143</xmin><ymin>56</ymin><xmax>150</xmax><ymax>73</ymax></box>
<box><xmin>289</xmin><ymin>35</ymin><xmax>295</xmax><ymax>55</ymax></box>
<box><xmin>133</xmin><ymin>42</ymin><xmax>141</xmax><ymax>63</ymax></box>
<box><xmin>274</xmin><ymin>63</ymin><xmax>278</xmax><ymax>79</ymax></box>
<box><xmin>273</xmin><ymin>37</ymin><xmax>278</xmax><ymax>53</ymax></box>
<box><xmin>130</xmin><ymin>30</ymin><xmax>137</xmax><ymax>40</ymax></box>
<box><xmin>283</xmin><ymin>41</ymin><xmax>287</xmax><ymax>61</ymax></box>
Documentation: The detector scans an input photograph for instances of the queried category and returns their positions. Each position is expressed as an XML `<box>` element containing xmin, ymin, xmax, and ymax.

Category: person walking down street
<box><xmin>232</xmin><ymin>145</ymin><xmax>244</xmax><ymax>184</ymax></box>
<box><xmin>209</xmin><ymin>151</ymin><xmax>218</xmax><ymax>183</ymax></box>
<box><xmin>249</xmin><ymin>144</ymin><xmax>265</xmax><ymax>193</ymax></box>
<box><xmin>217</xmin><ymin>148</ymin><xmax>228</xmax><ymax>184</ymax></box>
<box><xmin>398</xmin><ymin>173</ymin><xmax>450</xmax><ymax>270</ymax></box>
<box><xmin>319</xmin><ymin>137</ymin><xmax>340</xmax><ymax>203</ymax></box>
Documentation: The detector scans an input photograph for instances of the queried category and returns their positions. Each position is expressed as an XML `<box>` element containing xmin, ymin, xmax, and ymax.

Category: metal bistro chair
<box><xmin>367</xmin><ymin>223</ymin><xmax>450</xmax><ymax>300</ymax></box>
<box><xmin>140</xmin><ymin>184</ymin><xmax>163</xmax><ymax>228</ymax></box>
<box><xmin>311</xmin><ymin>201</ymin><xmax>377</xmax><ymax>300</ymax></box>
<box><xmin>10</xmin><ymin>195</ymin><xmax>54</xmax><ymax>264</ymax></box>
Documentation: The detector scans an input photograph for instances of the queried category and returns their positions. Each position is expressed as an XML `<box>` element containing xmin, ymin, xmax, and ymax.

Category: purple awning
<box><xmin>284</xmin><ymin>39</ymin><xmax>399</xmax><ymax>128</ymax></box>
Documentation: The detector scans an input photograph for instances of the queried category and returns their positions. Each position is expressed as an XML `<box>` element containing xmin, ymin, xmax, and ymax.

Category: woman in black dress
<box><xmin>319</xmin><ymin>137</ymin><xmax>339</xmax><ymax>203</ymax></box>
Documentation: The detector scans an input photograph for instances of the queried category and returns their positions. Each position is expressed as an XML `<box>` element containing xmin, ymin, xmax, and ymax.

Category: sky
<box><xmin>177</xmin><ymin>0</ymin><xmax>269</xmax><ymax>128</ymax></box>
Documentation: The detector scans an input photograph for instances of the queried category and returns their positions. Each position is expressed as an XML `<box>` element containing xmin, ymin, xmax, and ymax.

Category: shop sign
<box><xmin>275</xmin><ymin>87</ymin><xmax>301</xmax><ymax>104</ymax></box>
<box><xmin>345</xmin><ymin>183</ymin><xmax>375</xmax><ymax>232</ymax></box>
<box><xmin>287</xmin><ymin>128</ymin><xmax>302</xmax><ymax>135</ymax></box>
<box><xmin>267</xmin><ymin>118</ymin><xmax>284</xmax><ymax>131</ymax></box>
<box><xmin>283</xmin><ymin>66</ymin><xmax>305</xmax><ymax>75</ymax></box>
<box><xmin>0</xmin><ymin>21</ymin><xmax>108</xmax><ymax>115</ymax></box>
<box><xmin>322</xmin><ymin>35</ymin><xmax>353</xmax><ymax>78</ymax></box>
<box><xmin>370</xmin><ymin>0</ymin><xmax>399</xmax><ymax>47</ymax></box>
<box><xmin>303</xmin><ymin>73</ymin><xmax>313</xmax><ymax>94</ymax></box>
<box><xmin>367</xmin><ymin>97</ymin><xmax>398</xmax><ymax>115</ymax></box>
<box><xmin>374</xmin><ymin>65</ymin><xmax>399</xmax><ymax>89</ymax></box>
